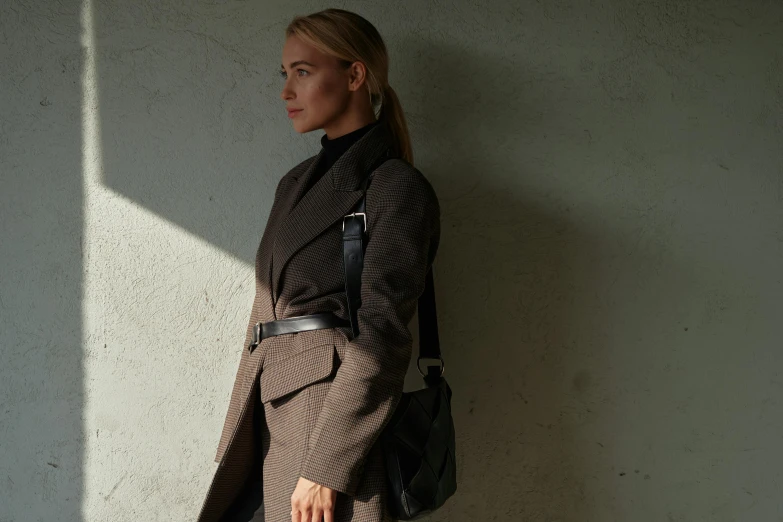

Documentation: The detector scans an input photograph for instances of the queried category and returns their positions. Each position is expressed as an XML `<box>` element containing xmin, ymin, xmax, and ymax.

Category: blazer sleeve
<box><xmin>298</xmin><ymin>169</ymin><xmax>441</xmax><ymax>496</ymax></box>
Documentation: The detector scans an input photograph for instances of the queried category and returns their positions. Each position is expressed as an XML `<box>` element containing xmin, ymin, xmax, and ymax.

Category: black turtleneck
<box><xmin>301</xmin><ymin>120</ymin><xmax>380</xmax><ymax>195</ymax></box>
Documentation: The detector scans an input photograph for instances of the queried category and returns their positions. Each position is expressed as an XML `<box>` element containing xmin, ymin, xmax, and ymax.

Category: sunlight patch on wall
<box><xmin>79</xmin><ymin>0</ymin><xmax>251</xmax><ymax>518</ymax></box>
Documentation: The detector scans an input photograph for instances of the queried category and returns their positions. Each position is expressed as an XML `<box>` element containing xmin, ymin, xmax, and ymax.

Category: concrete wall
<box><xmin>1</xmin><ymin>1</ymin><xmax>781</xmax><ymax>520</ymax></box>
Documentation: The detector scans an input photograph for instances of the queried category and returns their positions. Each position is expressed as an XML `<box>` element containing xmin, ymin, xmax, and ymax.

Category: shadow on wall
<box><xmin>97</xmin><ymin>3</ymin><xmax>298</xmax><ymax>265</ymax></box>
<box><xmin>0</xmin><ymin>0</ymin><xmax>85</xmax><ymax>520</ymax></box>
<box><xmin>393</xmin><ymin>35</ymin><xmax>607</xmax><ymax>520</ymax></box>
<box><xmin>394</xmin><ymin>32</ymin><xmax>690</xmax><ymax>520</ymax></box>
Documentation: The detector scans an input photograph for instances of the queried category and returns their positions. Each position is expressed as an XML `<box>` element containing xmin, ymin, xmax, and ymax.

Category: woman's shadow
<box><xmin>398</xmin><ymin>37</ymin><xmax>631</xmax><ymax>520</ymax></box>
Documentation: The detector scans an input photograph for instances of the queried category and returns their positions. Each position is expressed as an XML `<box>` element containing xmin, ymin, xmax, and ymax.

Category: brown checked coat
<box><xmin>196</xmin><ymin>122</ymin><xmax>441</xmax><ymax>522</ymax></box>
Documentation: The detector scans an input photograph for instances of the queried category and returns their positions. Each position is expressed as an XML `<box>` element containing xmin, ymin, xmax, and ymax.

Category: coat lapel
<box><xmin>270</xmin><ymin>122</ymin><xmax>395</xmax><ymax>305</ymax></box>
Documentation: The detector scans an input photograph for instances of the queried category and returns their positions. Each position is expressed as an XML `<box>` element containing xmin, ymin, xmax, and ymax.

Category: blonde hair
<box><xmin>285</xmin><ymin>8</ymin><xmax>414</xmax><ymax>165</ymax></box>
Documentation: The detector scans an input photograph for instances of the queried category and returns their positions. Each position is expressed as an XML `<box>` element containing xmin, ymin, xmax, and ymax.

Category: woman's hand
<box><xmin>291</xmin><ymin>476</ymin><xmax>337</xmax><ymax>522</ymax></box>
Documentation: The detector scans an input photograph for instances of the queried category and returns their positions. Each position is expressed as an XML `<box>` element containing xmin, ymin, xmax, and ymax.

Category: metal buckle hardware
<box><xmin>251</xmin><ymin>322</ymin><xmax>261</xmax><ymax>347</ymax></box>
<box><xmin>342</xmin><ymin>212</ymin><xmax>367</xmax><ymax>232</ymax></box>
<box><xmin>417</xmin><ymin>355</ymin><xmax>445</xmax><ymax>377</ymax></box>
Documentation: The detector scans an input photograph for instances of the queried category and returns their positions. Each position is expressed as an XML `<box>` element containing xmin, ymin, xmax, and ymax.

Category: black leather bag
<box><xmin>340</xmin><ymin>154</ymin><xmax>457</xmax><ymax>520</ymax></box>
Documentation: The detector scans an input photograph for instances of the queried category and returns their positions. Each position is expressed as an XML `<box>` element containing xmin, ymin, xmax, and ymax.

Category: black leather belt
<box><xmin>248</xmin><ymin>312</ymin><xmax>351</xmax><ymax>352</ymax></box>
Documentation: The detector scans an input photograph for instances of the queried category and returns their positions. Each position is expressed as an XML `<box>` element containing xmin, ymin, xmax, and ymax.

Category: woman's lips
<box><xmin>287</xmin><ymin>109</ymin><xmax>303</xmax><ymax>118</ymax></box>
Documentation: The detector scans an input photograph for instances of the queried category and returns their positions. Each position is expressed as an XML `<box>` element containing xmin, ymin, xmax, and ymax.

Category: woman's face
<box><xmin>280</xmin><ymin>35</ymin><xmax>352</xmax><ymax>134</ymax></box>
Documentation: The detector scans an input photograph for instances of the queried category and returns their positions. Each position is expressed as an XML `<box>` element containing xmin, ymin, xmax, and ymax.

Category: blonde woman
<box><xmin>197</xmin><ymin>8</ymin><xmax>441</xmax><ymax>522</ymax></box>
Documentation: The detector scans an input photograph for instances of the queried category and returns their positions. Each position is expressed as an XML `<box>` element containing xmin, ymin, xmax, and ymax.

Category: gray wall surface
<box><xmin>1</xmin><ymin>0</ymin><xmax>781</xmax><ymax>520</ymax></box>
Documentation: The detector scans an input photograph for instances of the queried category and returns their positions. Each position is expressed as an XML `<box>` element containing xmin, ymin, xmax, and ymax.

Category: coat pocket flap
<box><xmin>260</xmin><ymin>343</ymin><xmax>337</xmax><ymax>404</ymax></box>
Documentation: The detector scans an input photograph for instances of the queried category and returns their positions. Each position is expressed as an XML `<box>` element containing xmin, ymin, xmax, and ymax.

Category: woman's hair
<box><xmin>285</xmin><ymin>8</ymin><xmax>414</xmax><ymax>165</ymax></box>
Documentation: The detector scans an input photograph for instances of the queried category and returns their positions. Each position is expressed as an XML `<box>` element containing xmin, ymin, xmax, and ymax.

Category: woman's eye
<box><xmin>279</xmin><ymin>69</ymin><xmax>308</xmax><ymax>79</ymax></box>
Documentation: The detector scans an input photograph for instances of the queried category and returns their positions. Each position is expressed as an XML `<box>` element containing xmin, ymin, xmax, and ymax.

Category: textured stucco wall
<box><xmin>1</xmin><ymin>1</ymin><xmax>782</xmax><ymax>521</ymax></box>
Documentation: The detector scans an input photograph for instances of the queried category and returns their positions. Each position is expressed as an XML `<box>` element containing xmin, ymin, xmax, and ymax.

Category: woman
<box><xmin>197</xmin><ymin>8</ymin><xmax>441</xmax><ymax>522</ymax></box>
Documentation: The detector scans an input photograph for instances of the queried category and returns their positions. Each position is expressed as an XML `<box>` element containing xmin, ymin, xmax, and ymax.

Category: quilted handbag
<box><xmin>341</xmin><ymin>152</ymin><xmax>457</xmax><ymax>520</ymax></box>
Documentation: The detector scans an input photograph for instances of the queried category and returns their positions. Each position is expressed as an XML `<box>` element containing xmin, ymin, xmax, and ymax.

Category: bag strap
<box><xmin>341</xmin><ymin>152</ymin><xmax>444</xmax><ymax>378</ymax></box>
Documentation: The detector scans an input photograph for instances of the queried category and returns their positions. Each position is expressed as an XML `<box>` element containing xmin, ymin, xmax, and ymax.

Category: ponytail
<box><xmin>378</xmin><ymin>84</ymin><xmax>414</xmax><ymax>166</ymax></box>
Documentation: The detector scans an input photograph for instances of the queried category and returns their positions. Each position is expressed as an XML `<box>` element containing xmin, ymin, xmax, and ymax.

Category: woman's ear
<box><xmin>346</xmin><ymin>61</ymin><xmax>367</xmax><ymax>92</ymax></box>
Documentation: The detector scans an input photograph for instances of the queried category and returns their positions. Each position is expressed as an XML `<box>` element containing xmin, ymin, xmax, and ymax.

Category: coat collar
<box><xmin>269</xmin><ymin>122</ymin><xmax>395</xmax><ymax>306</ymax></box>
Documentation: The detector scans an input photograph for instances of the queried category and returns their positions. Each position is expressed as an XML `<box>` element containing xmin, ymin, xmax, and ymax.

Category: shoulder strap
<box><xmin>341</xmin><ymin>153</ymin><xmax>443</xmax><ymax>369</ymax></box>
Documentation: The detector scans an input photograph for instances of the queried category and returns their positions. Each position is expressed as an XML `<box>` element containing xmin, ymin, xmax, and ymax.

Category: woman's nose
<box><xmin>280</xmin><ymin>82</ymin><xmax>294</xmax><ymax>101</ymax></box>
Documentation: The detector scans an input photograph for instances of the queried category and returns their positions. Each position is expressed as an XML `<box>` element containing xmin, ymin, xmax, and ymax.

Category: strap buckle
<box><xmin>342</xmin><ymin>212</ymin><xmax>367</xmax><ymax>232</ymax></box>
<box><xmin>250</xmin><ymin>322</ymin><xmax>262</xmax><ymax>348</ymax></box>
<box><xmin>417</xmin><ymin>355</ymin><xmax>445</xmax><ymax>377</ymax></box>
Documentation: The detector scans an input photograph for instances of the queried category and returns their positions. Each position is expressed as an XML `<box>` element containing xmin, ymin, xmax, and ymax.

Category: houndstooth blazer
<box><xmin>196</xmin><ymin>122</ymin><xmax>441</xmax><ymax>522</ymax></box>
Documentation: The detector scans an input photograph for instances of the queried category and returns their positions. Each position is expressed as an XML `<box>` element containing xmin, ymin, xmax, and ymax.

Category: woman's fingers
<box><xmin>290</xmin><ymin>505</ymin><xmax>328</xmax><ymax>522</ymax></box>
<box><xmin>291</xmin><ymin>507</ymin><xmax>322</xmax><ymax>522</ymax></box>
